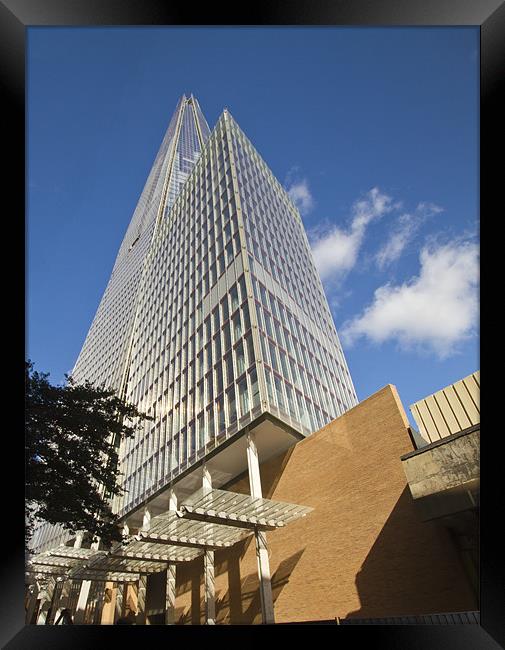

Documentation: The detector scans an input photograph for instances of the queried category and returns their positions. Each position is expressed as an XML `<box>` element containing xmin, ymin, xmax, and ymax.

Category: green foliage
<box><xmin>25</xmin><ymin>360</ymin><xmax>152</xmax><ymax>548</ymax></box>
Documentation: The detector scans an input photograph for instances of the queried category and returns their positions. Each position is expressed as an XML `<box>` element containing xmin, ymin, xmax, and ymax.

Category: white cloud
<box><xmin>287</xmin><ymin>178</ymin><xmax>314</xmax><ymax>215</ymax></box>
<box><xmin>341</xmin><ymin>240</ymin><xmax>479</xmax><ymax>358</ymax></box>
<box><xmin>375</xmin><ymin>202</ymin><xmax>443</xmax><ymax>269</ymax></box>
<box><xmin>311</xmin><ymin>187</ymin><xmax>394</xmax><ymax>281</ymax></box>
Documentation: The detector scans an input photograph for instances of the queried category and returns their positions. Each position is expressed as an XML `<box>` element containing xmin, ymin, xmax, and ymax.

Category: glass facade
<box><xmin>30</xmin><ymin>97</ymin><xmax>357</xmax><ymax>552</ymax></box>
<box><xmin>71</xmin><ymin>95</ymin><xmax>210</xmax><ymax>394</ymax></box>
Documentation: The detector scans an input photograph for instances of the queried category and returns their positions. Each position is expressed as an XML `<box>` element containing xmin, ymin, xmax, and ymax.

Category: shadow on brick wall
<box><xmin>344</xmin><ymin>486</ymin><xmax>478</xmax><ymax>619</ymax></box>
<box><xmin>216</xmin><ymin>548</ymin><xmax>306</xmax><ymax>624</ymax></box>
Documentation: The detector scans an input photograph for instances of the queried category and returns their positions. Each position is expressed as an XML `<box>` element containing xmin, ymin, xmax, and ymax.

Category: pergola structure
<box><xmin>26</xmin><ymin>481</ymin><xmax>312</xmax><ymax>625</ymax></box>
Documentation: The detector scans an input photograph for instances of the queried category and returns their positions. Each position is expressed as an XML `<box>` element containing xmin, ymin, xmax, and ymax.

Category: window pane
<box><xmin>227</xmin><ymin>386</ymin><xmax>237</xmax><ymax>424</ymax></box>
<box><xmin>216</xmin><ymin>395</ymin><xmax>225</xmax><ymax>433</ymax></box>
<box><xmin>215</xmin><ymin>361</ymin><xmax>223</xmax><ymax>395</ymax></box>
<box><xmin>265</xmin><ymin>367</ymin><xmax>275</xmax><ymax>406</ymax></box>
<box><xmin>232</xmin><ymin>311</ymin><xmax>242</xmax><ymax>342</ymax></box>
<box><xmin>198</xmin><ymin>412</ymin><xmax>205</xmax><ymax>448</ymax></box>
<box><xmin>230</xmin><ymin>284</ymin><xmax>239</xmax><ymax>311</ymax></box>
<box><xmin>249</xmin><ymin>368</ymin><xmax>260</xmax><ymax>408</ymax></box>
<box><xmin>224</xmin><ymin>352</ymin><xmax>234</xmax><ymax>386</ymax></box>
<box><xmin>238</xmin><ymin>377</ymin><xmax>249</xmax><ymax>417</ymax></box>
<box><xmin>236</xmin><ymin>340</ymin><xmax>246</xmax><ymax>375</ymax></box>
<box><xmin>275</xmin><ymin>375</ymin><xmax>286</xmax><ymax>412</ymax></box>
<box><xmin>269</xmin><ymin>341</ymin><xmax>279</xmax><ymax>372</ymax></box>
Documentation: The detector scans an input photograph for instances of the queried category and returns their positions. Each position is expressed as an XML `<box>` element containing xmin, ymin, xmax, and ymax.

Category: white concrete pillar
<box><xmin>46</xmin><ymin>578</ymin><xmax>64</xmax><ymax>624</ymax></box>
<box><xmin>168</xmin><ymin>489</ymin><xmax>178</xmax><ymax>512</ymax></box>
<box><xmin>74</xmin><ymin>537</ymin><xmax>100</xmax><ymax>624</ymax></box>
<box><xmin>74</xmin><ymin>531</ymin><xmax>84</xmax><ymax>549</ymax></box>
<box><xmin>74</xmin><ymin>581</ymin><xmax>92</xmax><ymax>624</ymax></box>
<box><xmin>136</xmin><ymin>575</ymin><xmax>148</xmax><ymax>624</ymax></box>
<box><xmin>165</xmin><ymin>490</ymin><xmax>177</xmax><ymax>625</ymax></box>
<box><xmin>141</xmin><ymin>508</ymin><xmax>151</xmax><ymax>532</ymax></box>
<box><xmin>202</xmin><ymin>465</ymin><xmax>215</xmax><ymax>625</ymax></box>
<box><xmin>92</xmin><ymin>582</ymin><xmax>106</xmax><ymax>624</ymax></box>
<box><xmin>54</xmin><ymin>579</ymin><xmax>72</xmax><ymax>612</ymax></box>
<box><xmin>246</xmin><ymin>430</ymin><xmax>275</xmax><ymax>624</ymax></box>
<box><xmin>36</xmin><ymin>578</ymin><xmax>56</xmax><ymax>625</ymax></box>
<box><xmin>25</xmin><ymin>584</ymin><xmax>39</xmax><ymax>624</ymax></box>
<box><xmin>114</xmin><ymin>583</ymin><xmax>124</xmax><ymax>622</ymax></box>
<box><xmin>136</xmin><ymin>508</ymin><xmax>151</xmax><ymax>624</ymax></box>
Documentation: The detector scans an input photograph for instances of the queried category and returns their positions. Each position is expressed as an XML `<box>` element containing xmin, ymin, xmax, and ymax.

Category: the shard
<box><xmin>31</xmin><ymin>95</ymin><xmax>358</xmax><ymax>553</ymax></box>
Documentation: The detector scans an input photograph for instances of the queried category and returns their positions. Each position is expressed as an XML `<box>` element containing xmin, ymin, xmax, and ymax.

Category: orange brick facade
<box><xmin>147</xmin><ymin>384</ymin><xmax>477</xmax><ymax>624</ymax></box>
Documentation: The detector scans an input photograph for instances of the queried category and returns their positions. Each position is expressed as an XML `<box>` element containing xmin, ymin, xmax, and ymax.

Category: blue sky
<box><xmin>27</xmin><ymin>27</ymin><xmax>479</xmax><ymax>426</ymax></box>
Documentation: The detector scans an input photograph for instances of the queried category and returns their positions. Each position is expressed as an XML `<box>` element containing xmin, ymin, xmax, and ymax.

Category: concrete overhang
<box><xmin>121</xmin><ymin>413</ymin><xmax>304</xmax><ymax>530</ymax></box>
<box><xmin>400</xmin><ymin>425</ymin><xmax>479</xmax><ymax>522</ymax></box>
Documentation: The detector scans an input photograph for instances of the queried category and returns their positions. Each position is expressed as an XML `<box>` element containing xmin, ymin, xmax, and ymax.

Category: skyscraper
<box><xmin>30</xmin><ymin>95</ymin><xmax>358</xmax><ymax>554</ymax></box>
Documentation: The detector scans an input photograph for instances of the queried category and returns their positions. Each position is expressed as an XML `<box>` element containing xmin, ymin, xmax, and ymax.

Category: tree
<box><xmin>25</xmin><ymin>360</ymin><xmax>152</xmax><ymax>549</ymax></box>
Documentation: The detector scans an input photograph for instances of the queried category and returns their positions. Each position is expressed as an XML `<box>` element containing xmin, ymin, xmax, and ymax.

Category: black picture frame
<box><xmin>4</xmin><ymin>1</ymin><xmax>502</xmax><ymax>648</ymax></box>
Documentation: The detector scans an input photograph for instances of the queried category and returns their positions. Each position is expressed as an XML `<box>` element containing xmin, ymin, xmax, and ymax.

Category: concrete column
<box><xmin>54</xmin><ymin>579</ymin><xmax>72</xmax><ymax>614</ymax></box>
<box><xmin>114</xmin><ymin>583</ymin><xmax>124</xmax><ymax>622</ymax></box>
<box><xmin>36</xmin><ymin>578</ymin><xmax>56</xmax><ymax>625</ymax></box>
<box><xmin>25</xmin><ymin>584</ymin><xmax>39</xmax><ymax>624</ymax></box>
<box><xmin>246</xmin><ymin>430</ymin><xmax>275</xmax><ymax>624</ymax></box>
<box><xmin>46</xmin><ymin>578</ymin><xmax>63</xmax><ymax>624</ymax></box>
<box><xmin>142</xmin><ymin>508</ymin><xmax>151</xmax><ymax>532</ymax></box>
<box><xmin>165</xmin><ymin>490</ymin><xmax>177</xmax><ymax>625</ymax></box>
<box><xmin>202</xmin><ymin>466</ymin><xmax>215</xmax><ymax>625</ymax></box>
<box><xmin>74</xmin><ymin>531</ymin><xmax>84</xmax><ymax>549</ymax></box>
<box><xmin>92</xmin><ymin>582</ymin><xmax>106</xmax><ymax>624</ymax></box>
<box><xmin>74</xmin><ymin>537</ymin><xmax>100</xmax><ymax>624</ymax></box>
<box><xmin>74</xmin><ymin>580</ymin><xmax>92</xmax><ymax>624</ymax></box>
<box><xmin>136</xmin><ymin>575</ymin><xmax>148</xmax><ymax>624</ymax></box>
<box><xmin>136</xmin><ymin>508</ymin><xmax>151</xmax><ymax>624</ymax></box>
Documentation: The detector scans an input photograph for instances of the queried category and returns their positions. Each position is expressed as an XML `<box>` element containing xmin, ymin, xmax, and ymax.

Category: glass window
<box><xmin>275</xmin><ymin>375</ymin><xmax>286</xmax><ymax>413</ymax></box>
<box><xmin>226</xmin><ymin>386</ymin><xmax>237</xmax><ymax>424</ymax></box>
<box><xmin>235</xmin><ymin>340</ymin><xmax>246</xmax><ymax>375</ymax></box>
<box><xmin>197</xmin><ymin>412</ymin><xmax>205</xmax><ymax>448</ymax></box>
<box><xmin>206</xmin><ymin>406</ymin><xmax>215</xmax><ymax>441</ymax></box>
<box><xmin>232</xmin><ymin>311</ymin><xmax>242</xmax><ymax>342</ymax></box>
<box><xmin>238</xmin><ymin>274</ymin><xmax>247</xmax><ymax>303</ymax></box>
<box><xmin>245</xmin><ymin>333</ymin><xmax>254</xmax><ymax>368</ymax></box>
<box><xmin>197</xmin><ymin>350</ymin><xmax>204</xmax><ymax>380</ymax></box>
<box><xmin>230</xmin><ymin>284</ymin><xmax>239</xmax><ymax>311</ymax></box>
<box><xmin>279</xmin><ymin>349</ymin><xmax>290</xmax><ymax>379</ymax></box>
<box><xmin>223</xmin><ymin>323</ymin><xmax>231</xmax><ymax>351</ymax></box>
<box><xmin>265</xmin><ymin>367</ymin><xmax>275</xmax><ymax>406</ymax></box>
<box><xmin>215</xmin><ymin>361</ymin><xmax>223</xmax><ymax>395</ymax></box>
<box><xmin>242</xmin><ymin>302</ymin><xmax>251</xmax><ymax>331</ymax></box>
<box><xmin>264</xmin><ymin>310</ymin><xmax>273</xmax><ymax>338</ymax></box>
<box><xmin>260</xmin><ymin>335</ymin><xmax>270</xmax><ymax>365</ymax></box>
<box><xmin>285</xmin><ymin>383</ymin><xmax>297</xmax><ymax>419</ymax></box>
<box><xmin>189</xmin><ymin>422</ymin><xmax>196</xmax><ymax>457</ymax></box>
<box><xmin>249</xmin><ymin>368</ymin><xmax>260</xmax><ymax>408</ymax></box>
<box><xmin>225</xmin><ymin>240</ymin><xmax>234</xmax><ymax>265</ymax></box>
<box><xmin>205</xmin><ymin>371</ymin><xmax>213</xmax><ymax>406</ymax></box>
<box><xmin>212</xmin><ymin>307</ymin><xmax>220</xmax><ymax>334</ymax></box>
<box><xmin>216</xmin><ymin>395</ymin><xmax>225</xmax><ymax>433</ymax></box>
<box><xmin>225</xmin><ymin>351</ymin><xmax>234</xmax><ymax>386</ymax></box>
<box><xmin>259</xmin><ymin>283</ymin><xmax>268</xmax><ymax>308</ymax></box>
<box><xmin>238</xmin><ymin>377</ymin><xmax>249</xmax><ymax>417</ymax></box>
<box><xmin>213</xmin><ymin>333</ymin><xmax>221</xmax><ymax>360</ymax></box>
<box><xmin>221</xmin><ymin>296</ymin><xmax>229</xmax><ymax>322</ymax></box>
<box><xmin>269</xmin><ymin>341</ymin><xmax>279</xmax><ymax>372</ymax></box>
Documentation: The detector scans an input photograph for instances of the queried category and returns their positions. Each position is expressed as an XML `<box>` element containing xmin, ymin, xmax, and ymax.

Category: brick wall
<box><xmin>170</xmin><ymin>384</ymin><xmax>477</xmax><ymax>623</ymax></box>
